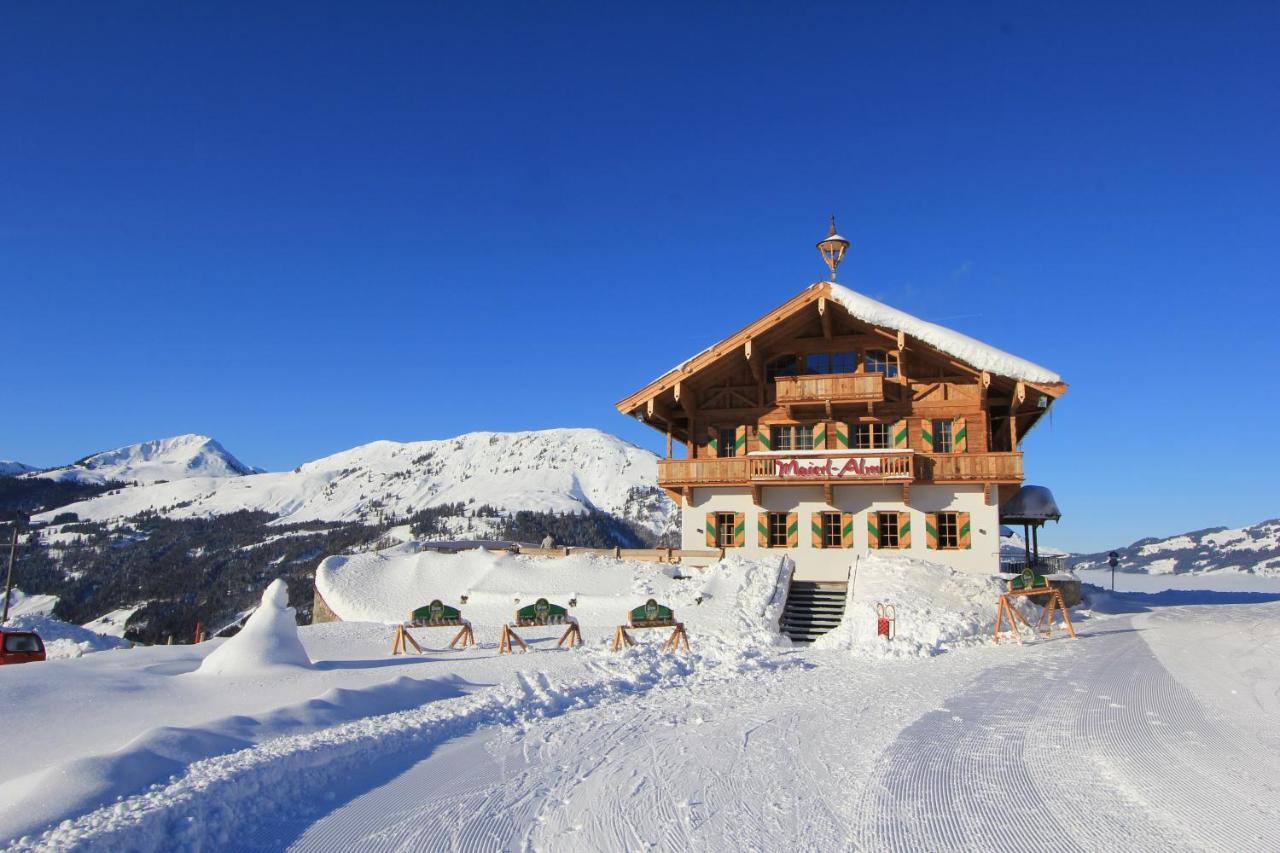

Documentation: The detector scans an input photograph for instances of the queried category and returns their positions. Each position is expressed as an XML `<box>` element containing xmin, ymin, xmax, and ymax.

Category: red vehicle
<box><xmin>0</xmin><ymin>630</ymin><xmax>45</xmax><ymax>665</ymax></box>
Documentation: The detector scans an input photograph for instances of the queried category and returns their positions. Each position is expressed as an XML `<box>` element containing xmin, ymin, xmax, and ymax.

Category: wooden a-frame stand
<box><xmin>994</xmin><ymin>584</ymin><xmax>1076</xmax><ymax>645</ymax></box>
<box><xmin>611</xmin><ymin>621</ymin><xmax>690</xmax><ymax>653</ymax></box>
<box><xmin>391</xmin><ymin>621</ymin><xmax>475</xmax><ymax>655</ymax></box>
<box><xmin>498</xmin><ymin>621</ymin><xmax>583</xmax><ymax>654</ymax></box>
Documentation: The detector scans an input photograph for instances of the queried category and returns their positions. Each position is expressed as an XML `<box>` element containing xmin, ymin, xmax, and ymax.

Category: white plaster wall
<box><xmin>682</xmin><ymin>484</ymin><xmax>1001</xmax><ymax>582</ymax></box>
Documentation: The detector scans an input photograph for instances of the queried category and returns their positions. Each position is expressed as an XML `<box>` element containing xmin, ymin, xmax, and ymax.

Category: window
<box><xmin>717</xmin><ymin>427</ymin><xmax>737</xmax><ymax>458</ymax></box>
<box><xmin>768</xmin><ymin>512</ymin><xmax>789</xmax><ymax>547</ymax></box>
<box><xmin>936</xmin><ymin>512</ymin><xmax>959</xmax><ymax>549</ymax></box>
<box><xmin>822</xmin><ymin>512</ymin><xmax>842</xmax><ymax>548</ymax></box>
<box><xmin>800</xmin><ymin>351</ymin><xmax>857</xmax><ymax>375</ymax></box>
<box><xmin>4</xmin><ymin>634</ymin><xmax>41</xmax><ymax>653</ymax></box>
<box><xmin>877</xmin><ymin>512</ymin><xmax>899</xmax><ymax>548</ymax></box>
<box><xmin>865</xmin><ymin>350</ymin><xmax>899</xmax><ymax>377</ymax></box>
<box><xmin>770</xmin><ymin>425</ymin><xmax>814</xmax><ymax>452</ymax></box>
<box><xmin>932</xmin><ymin>419</ymin><xmax>954</xmax><ymax>453</ymax></box>
<box><xmin>832</xmin><ymin>351</ymin><xmax>857</xmax><ymax>374</ymax></box>
<box><xmin>766</xmin><ymin>355</ymin><xmax>799</xmax><ymax>381</ymax></box>
<box><xmin>716</xmin><ymin>512</ymin><xmax>737</xmax><ymax>548</ymax></box>
<box><xmin>854</xmin><ymin>422</ymin><xmax>891</xmax><ymax>450</ymax></box>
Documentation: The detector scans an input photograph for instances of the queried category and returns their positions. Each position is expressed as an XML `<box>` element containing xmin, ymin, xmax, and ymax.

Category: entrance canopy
<box><xmin>1000</xmin><ymin>485</ymin><xmax>1062</xmax><ymax>525</ymax></box>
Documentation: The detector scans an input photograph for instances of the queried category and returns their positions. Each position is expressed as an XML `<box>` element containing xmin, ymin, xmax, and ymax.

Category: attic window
<box><xmin>803</xmin><ymin>351</ymin><xmax>857</xmax><ymax>375</ymax></box>
<box><xmin>865</xmin><ymin>350</ymin><xmax>899</xmax><ymax>378</ymax></box>
<box><xmin>766</xmin><ymin>355</ymin><xmax>800</xmax><ymax>381</ymax></box>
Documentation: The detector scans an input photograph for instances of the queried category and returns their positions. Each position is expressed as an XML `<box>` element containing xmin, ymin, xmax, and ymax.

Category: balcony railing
<box><xmin>774</xmin><ymin>372</ymin><xmax>884</xmax><ymax>406</ymax></box>
<box><xmin>657</xmin><ymin>451</ymin><xmax>1022</xmax><ymax>488</ymax></box>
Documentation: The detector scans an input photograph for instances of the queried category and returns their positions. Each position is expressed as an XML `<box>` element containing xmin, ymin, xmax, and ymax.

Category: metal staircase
<box><xmin>780</xmin><ymin>581</ymin><xmax>848</xmax><ymax>644</ymax></box>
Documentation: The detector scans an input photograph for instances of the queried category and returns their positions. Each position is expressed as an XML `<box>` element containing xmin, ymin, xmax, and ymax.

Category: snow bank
<box><xmin>3</xmin><ymin>590</ymin><xmax>129</xmax><ymax>659</ymax></box>
<box><xmin>828</xmin><ymin>283</ymin><xmax>1063</xmax><ymax>384</ymax></box>
<box><xmin>194</xmin><ymin>580</ymin><xmax>311</xmax><ymax>676</ymax></box>
<box><xmin>317</xmin><ymin>548</ymin><xmax>790</xmax><ymax>649</ymax></box>
<box><xmin>813</xmin><ymin>553</ymin><xmax>1011</xmax><ymax>656</ymax></box>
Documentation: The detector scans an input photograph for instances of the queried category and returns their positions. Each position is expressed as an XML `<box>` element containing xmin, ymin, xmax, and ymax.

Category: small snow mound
<box><xmin>195</xmin><ymin>580</ymin><xmax>311</xmax><ymax>676</ymax></box>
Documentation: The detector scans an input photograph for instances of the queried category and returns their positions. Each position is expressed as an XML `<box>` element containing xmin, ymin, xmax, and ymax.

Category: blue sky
<box><xmin>2</xmin><ymin>3</ymin><xmax>1277</xmax><ymax>551</ymax></box>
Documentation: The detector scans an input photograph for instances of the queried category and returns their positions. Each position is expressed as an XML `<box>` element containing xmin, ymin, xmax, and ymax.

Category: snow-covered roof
<box><xmin>826</xmin><ymin>283</ymin><xmax>1062</xmax><ymax>385</ymax></box>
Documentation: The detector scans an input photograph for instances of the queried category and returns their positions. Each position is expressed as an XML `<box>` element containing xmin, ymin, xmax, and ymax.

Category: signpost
<box><xmin>1108</xmin><ymin>551</ymin><xmax>1119</xmax><ymax>593</ymax></box>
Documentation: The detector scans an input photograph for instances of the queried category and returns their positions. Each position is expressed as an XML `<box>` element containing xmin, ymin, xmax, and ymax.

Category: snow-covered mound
<box><xmin>1073</xmin><ymin>518</ymin><xmax>1280</xmax><ymax>577</ymax></box>
<box><xmin>317</xmin><ymin>548</ymin><xmax>790</xmax><ymax>648</ymax></box>
<box><xmin>4</xmin><ymin>590</ymin><xmax>130</xmax><ymax>659</ymax></box>
<box><xmin>29</xmin><ymin>434</ymin><xmax>253</xmax><ymax>485</ymax></box>
<box><xmin>195</xmin><ymin>580</ymin><xmax>311</xmax><ymax>676</ymax></box>
<box><xmin>33</xmin><ymin>428</ymin><xmax>674</xmax><ymax>539</ymax></box>
<box><xmin>814</xmin><ymin>553</ymin><xmax>1008</xmax><ymax>656</ymax></box>
<box><xmin>0</xmin><ymin>460</ymin><xmax>36</xmax><ymax>476</ymax></box>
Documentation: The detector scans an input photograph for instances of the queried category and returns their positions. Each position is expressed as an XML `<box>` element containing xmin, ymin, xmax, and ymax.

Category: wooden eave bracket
<box><xmin>823</xmin><ymin>483</ymin><xmax>834</xmax><ymax>506</ymax></box>
<box><xmin>818</xmin><ymin>297</ymin><xmax>833</xmax><ymax>340</ymax></box>
<box><xmin>752</xmin><ymin>483</ymin><xmax>762</xmax><ymax>507</ymax></box>
<box><xmin>901</xmin><ymin>482</ymin><xmax>910</xmax><ymax>504</ymax></box>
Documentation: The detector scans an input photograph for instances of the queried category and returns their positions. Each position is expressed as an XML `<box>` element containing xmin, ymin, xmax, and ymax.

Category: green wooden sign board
<box><xmin>516</xmin><ymin>597</ymin><xmax>568</xmax><ymax>622</ymax></box>
<box><xmin>1011</xmin><ymin>568</ymin><xmax>1047</xmax><ymax>591</ymax></box>
<box><xmin>629</xmin><ymin>599</ymin><xmax>673</xmax><ymax>623</ymax></box>
<box><xmin>411</xmin><ymin>599</ymin><xmax>461</xmax><ymax>623</ymax></box>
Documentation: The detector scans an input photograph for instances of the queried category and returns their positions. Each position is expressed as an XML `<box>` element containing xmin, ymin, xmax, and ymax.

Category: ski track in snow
<box><xmin>858</xmin><ymin>614</ymin><xmax>1280</xmax><ymax>852</ymax></box>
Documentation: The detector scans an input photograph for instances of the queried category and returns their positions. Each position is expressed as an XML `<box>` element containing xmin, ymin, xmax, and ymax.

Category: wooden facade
<box><xmin>616</xmin><ymin>282</ymin><xmax>1066</xmax><ymax>508</ymax></box>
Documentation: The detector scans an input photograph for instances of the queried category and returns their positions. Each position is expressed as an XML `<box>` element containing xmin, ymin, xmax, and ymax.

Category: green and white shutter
<box><xmin>834</xmin><ymin>421</ymin><xmax>851</xmax><ymax>449</ymax></box>
<box><xmin>893</xmin><ymin>419</ymin><xmax>910</xmax><ymax>449</ymax></box>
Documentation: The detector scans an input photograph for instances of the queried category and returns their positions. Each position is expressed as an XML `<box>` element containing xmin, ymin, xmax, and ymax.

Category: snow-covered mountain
<box><xmin>26</xmin><ymin>434</ymin><xmax>254</xmax><ymax>485</ymax></box>
<box><xmin>30</xmin><ymin>429</ymin><xmax>675</xmax><ymax>540</ymax></box>
<box><xmin>1072</xmin><ymin>519</ymin><xmax>1280</xmax><ymax>577</ymax></box>
<box><xmin>0</xmin><ymin>460</ymin><xmax>36</xmax><ymax>476</ymax></box>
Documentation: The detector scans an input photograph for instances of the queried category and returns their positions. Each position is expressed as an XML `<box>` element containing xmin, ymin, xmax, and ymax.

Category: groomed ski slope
<box><xmin>3</xmin><ymin>556</ymin><xmax>1279</xmax><ymax>852</ymax></box>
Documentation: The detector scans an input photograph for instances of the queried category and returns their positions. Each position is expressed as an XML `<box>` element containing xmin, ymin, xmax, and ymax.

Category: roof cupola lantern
<box><xmin>816</xmin><ymin>215</ymin><xmax>850</xmax><ymax>281</ymax></box>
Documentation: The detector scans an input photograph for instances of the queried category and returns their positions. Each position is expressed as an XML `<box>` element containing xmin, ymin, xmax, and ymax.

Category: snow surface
<box><xmin>5</xmin><ymin>573</ymin><xmax>1278</xmax><ymax>850</ymax></box>
<box><xmin>2</xmin><ymin>589</ymin><xmax>130</xmax><ymax>659</ymax></box>
<box><xmin>80</xmin><ymin>605</ymin><xmax>145</xmax><ymax>639</ymax></box>
<box><xmin>31</xmin><ymin>428</ymin><xmax>674</xmax><ymax>539</ymax></box>
<box><xmin>813</xmin><ymin>553</ymin><xmax>1011</xmax><ymax>656</ymax></box>
<box><xmin>195</xmin><ymin>580</ymin><xmax>312</xmax><ymax>676</ymax></box>
<box><xmin>317</xmin><ymin>548</ymin><xmax>789</xmax><ymax>649</ymax></box>
<box><xmin>828</xmin><ymin>282</ymin><xmax>1063</xmax><ymax>384</ymax></box>
<box><xmin>27</xmin><ymin>434</ymin><xmax>252</xmax><ymax>485</ymax></box>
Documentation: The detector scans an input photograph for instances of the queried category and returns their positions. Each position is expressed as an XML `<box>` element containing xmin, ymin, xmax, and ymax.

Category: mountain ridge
<box><xmin>28</xmin><ymin>428</ymin><xmax>674</xmax><ymax>540</ymax></box>
<box><xmin>1071</xmin><ymin>518</ymin><xmax>1280</xmax><ymax>577</ymax></box>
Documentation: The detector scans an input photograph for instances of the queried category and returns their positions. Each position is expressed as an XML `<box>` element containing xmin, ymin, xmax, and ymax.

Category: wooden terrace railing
<box><xmin>774</xmin><ymin>372</ymin><xmax>884</xmax><ymax>406</ymax></box>
<box><xmin>657</xmin><ymin>451</ymin><xmax>1023</xmax><ymax>487</ymax></box>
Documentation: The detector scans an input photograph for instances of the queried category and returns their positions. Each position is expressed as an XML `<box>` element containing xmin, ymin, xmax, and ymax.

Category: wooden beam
<box><xmin>823</xmin><ymin>483</ymin><xmax>834</xmax><ymax>506</ymax></box>
<box><xmin>752</xmin><ymin>483</ymin><xmax>763</xmax><ymax>507</ymax></box>
<box><xmin>745</xmin><ymin>338</ymin><xmax>762</xmax><ymax>382</ymax></box>
<box><xmin>819</xmin><ymin>297</ymin><xmax>833</xmax><ymax>340</ymax></box>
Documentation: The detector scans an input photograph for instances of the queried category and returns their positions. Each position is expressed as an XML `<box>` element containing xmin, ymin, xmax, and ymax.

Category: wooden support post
<box><xmin>450</xmin><ymin>623</ymin><xmax>475</xmax><ymax>649</ymax></box>
<box><xmin>498</xmin><ymin>624</ymin><xmax>527</xmax><ymax>654</ymax></box>
<box><xmin>557</xmin><ymin>622</ymin><xmax>584</xmax><ymax>648</ymax></box>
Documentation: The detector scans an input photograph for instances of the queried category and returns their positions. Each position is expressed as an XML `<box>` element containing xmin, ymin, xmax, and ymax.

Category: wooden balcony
<box><xmin>917</xmin><ymin>452</ymin><xmax>1023</xmax><ymax>483</ymax></box>
<box><xmin>656</xmin><ymin>451</ymin><xmax>1023</xmax><ymax>489</ymax></box>
<box><xmin>774</xmin><ymin>372</ymin><xmax>884</xmax><ymax>406</ymax></box>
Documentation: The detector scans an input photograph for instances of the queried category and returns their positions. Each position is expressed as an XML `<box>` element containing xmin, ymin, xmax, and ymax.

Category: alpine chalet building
<box><xmin>616</xmin><ymin>222</ymin><xmax>1066</xmax><ymax>582</ymax></box>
